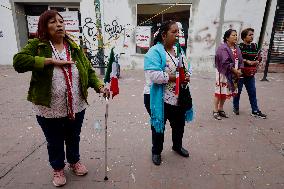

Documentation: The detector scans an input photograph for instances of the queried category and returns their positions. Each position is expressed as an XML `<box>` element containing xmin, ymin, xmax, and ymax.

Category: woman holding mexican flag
<box><xmin>144</xmin><ymin>20</ymin><xmax>193</xmax><ymax>166</ymax></box>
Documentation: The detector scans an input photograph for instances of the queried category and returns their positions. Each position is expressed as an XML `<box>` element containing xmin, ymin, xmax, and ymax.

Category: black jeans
<box><xmin>36</xmin><ymin>110</ymin><xmax>85</xmax><ymax>170</ymax></box>
<box><xmin>144</xmin><ymin>94</ymin><xmax>185</xmax><ymax>155</ymax></box>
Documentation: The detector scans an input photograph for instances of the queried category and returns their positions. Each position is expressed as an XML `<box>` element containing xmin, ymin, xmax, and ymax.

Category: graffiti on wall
<box><xmin>194</xmin><ymin>26</ymin><xmax>216</xmax><ymax>49</ymax></box>
<box><xmin>104</xmin><ymin>19</ymin><xmax>125</xmax><ymax>40</ymax></box>
<box><xmin>82</xmin><ymin>17</ymin><xmax>99</xmax><ymax>45</ymax></box>
<box><xmin>193</xmin><ymin>19</ymin><xmax>244</xmax><ymax>50</ymax></box>
<box><xmin>82</xmin><ymin>17</ymin><xmax>102</xmax><ymax>66</ymax></box>
<box><xmin>83</xmin><ymin>17</ymin><xmax>130</xmax><ymax>49</ymax></box>
<box><xmin>82</xmin><ymin>17</ymin><xmax>130</xmax><ymax>66</ymax></box>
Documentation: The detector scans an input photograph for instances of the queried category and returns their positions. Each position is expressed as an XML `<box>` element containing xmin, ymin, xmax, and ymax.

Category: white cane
<box><xmin>104</xmin><ymin>97</ymin><xmax>109</xmax><ymax>181</ymax></box>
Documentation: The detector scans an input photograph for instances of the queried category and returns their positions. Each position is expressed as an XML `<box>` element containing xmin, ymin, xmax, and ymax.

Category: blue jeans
<box><xmin>233</xmin><ymin>77</ymin><xmax>259</xmax><ymax>112</ymax></box>
<box><xmin>36</xmin><ymin>110</ymin><xmax>85</xmax><ymax>170</ymax></box>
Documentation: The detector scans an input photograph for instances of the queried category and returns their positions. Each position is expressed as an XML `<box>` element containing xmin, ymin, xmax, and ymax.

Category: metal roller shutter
<box><xmin>271</xmin><ymin>1</ymin><xmax>284</xmax><ymax>63</ymax></box>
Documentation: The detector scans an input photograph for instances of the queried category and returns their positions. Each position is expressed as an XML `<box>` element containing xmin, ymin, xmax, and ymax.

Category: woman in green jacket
<box><xmin>13</xmin><ymin>10</ymin><xmax>109</xmax><ymax>187</ymax></box>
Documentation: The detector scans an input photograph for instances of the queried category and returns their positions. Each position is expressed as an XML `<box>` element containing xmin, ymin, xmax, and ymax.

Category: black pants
<box><xmin>36</xmin><ymin>110</ymin><xmax>85</xmax><ymax>170</ymax></box>
<box><xmin>144</xmin><ymin>94</ymin><xmax>185</xmax><ymax>155</ymax></box>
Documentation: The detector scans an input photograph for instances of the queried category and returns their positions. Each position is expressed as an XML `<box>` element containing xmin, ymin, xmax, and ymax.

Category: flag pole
<box><xmin>94</xmin><ymin>0</ymin><xmax>105</xmax><ymax>75</ymax></box>
<box><xmin>104</xmin><ymin>97</ymin><xmax>109</xmax><ymax>181</ymax></box>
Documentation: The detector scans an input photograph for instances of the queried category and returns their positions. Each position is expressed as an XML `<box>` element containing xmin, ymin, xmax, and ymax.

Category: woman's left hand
<box><xmin>100</xmin><ymin>87</ymin><xmax>110</xmax><ymax>99</ymax></box>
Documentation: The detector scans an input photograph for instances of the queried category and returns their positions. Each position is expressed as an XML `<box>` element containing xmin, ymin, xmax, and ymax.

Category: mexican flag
<box><xmin>175</xmin><ymin>42</ymin><xmax>185</xmax><ymax>96</ymax></box>
<box><xmin>104</xmin><ymin>47</ymin><xmax>119</xmax><ymax>98</ymax></box>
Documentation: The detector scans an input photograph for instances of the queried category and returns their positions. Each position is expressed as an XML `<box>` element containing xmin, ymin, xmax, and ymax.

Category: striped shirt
<box><xmin>238</xmin><ymin>42</ymin><xmax>258</xmax><ymax>68</ymax></box>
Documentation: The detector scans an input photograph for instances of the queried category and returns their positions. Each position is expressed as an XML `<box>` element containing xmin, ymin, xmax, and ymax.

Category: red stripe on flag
<box><xmin>179</xmin><ymin>67</ymin><xmax>185</xmax><ymax>83</ymax></box>
<box><xmin>110</xmin><ymin>77</ymin><xmax>119</xmax><ymax>98</ymax></box>
<box><xmin>175</xmin><ymin>72</ymin><xmax>180</xmax><ymax>96</ymax></box>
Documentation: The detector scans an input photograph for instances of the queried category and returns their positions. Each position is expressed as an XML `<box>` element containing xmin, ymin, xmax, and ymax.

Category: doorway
<box><xmin>136</xmin><ymin>3</ymin><xmax>191</xmax><ymax>54</ymax></box>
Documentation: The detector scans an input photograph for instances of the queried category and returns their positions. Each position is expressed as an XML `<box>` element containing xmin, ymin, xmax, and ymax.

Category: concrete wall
<box><xmin>13</xmin><ymin>3</ymin><xmax>28</xmax><ymax>49</ymax></box>
<box><xmin>116</xmin><ymin>0</ymin><xmax>267</xmax><ymax>71</ymax></box>
<box><xmin>81</xmin><ymin>0</ymin><xmax>136</xmax><ymax>69</ymax></box>
<box><xmin>188</xmin><ymin>0</ymin><xmax>267</xmax><ymax>72</ymax></box>
<box><xmin>188</xmin><ymin>0</ymin><xmax>222</xmax><ymax>71</ymax></box>
<box><xmin>0</xmin><ymin>0</ymin><xmax>276</xmax><ymax>71</ymax></box>
<box><xmin>80</xmin><ymin>0</ymin><xmax>195</xmax><ymax>70</ymax></box>
<box><xmin>0</xmin><ymin>0</ymin><xmax>18</xmax><ymax>65</ymax></box>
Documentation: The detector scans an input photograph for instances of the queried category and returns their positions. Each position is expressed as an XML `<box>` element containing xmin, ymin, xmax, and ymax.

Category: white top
<box><xmin>143</xmin><ymin>70</ymin><xmax>169</xmax><ymax>94</ymax></box>
<box><xmin>164</xmin><ymin>52</ymin><xmax>179</xmax><ymax>105</ymax></box>
<box><xmin>144</xmin><ymin>50</ymin><xmax>186</xmax><ymax>106</ymax></box>
<box><xmin>33</xmin><ymin>47</ymin><xmax>87</xmax><ymax>118</ymax></box>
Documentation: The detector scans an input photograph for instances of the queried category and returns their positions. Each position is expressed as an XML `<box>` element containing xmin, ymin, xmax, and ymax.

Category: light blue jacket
<box><xmin>144</xmin><ymin>43</ymin><xmax>193</xmax><ymax>133</ymax></box>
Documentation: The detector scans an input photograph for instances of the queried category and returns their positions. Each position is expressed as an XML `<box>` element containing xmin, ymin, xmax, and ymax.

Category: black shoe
<box><xmin>172</xmin><ymin>147</ymin><xmax>189</xmax><ymax>157</ymax></box>
<box><xmin>251</xmin><ymin>111</ymin><xmax>267</xmax><ymax>119</ymax></box>
<box><xmin>218</xmin><ymin>110</ymin><xmax>229</xmax><ymax>118</ymax></box>
<box><xmin>233</xmin><ymin>108</ymin><xmax>239</xmax><ymax>115</ymax></box>
<box><xmin>152</xmin><ymin>154</ymin><xmax>161</xmax><ymax>165</ymax></box>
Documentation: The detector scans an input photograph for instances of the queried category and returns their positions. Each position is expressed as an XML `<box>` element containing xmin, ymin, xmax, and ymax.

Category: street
<box><xmin>0</xmin><ymin>65</ymin><xmax>283</xmax><ymax>189</ymax></box>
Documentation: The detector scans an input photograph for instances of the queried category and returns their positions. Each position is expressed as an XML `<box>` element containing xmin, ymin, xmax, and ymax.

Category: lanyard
<box><xmin>166</xmin><ymin>50</ymin><xmax>178</xmax><ymax>67</ymax></box>
<box><xmin>49</xmin><ymin>41</ymin><xmax>73</xmax><ymax>86</ymax></box>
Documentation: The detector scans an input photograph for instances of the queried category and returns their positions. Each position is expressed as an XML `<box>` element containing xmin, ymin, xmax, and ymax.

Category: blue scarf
<box><xmin>144</xmin><ymin>43</ymin><xmax>194</xmax><ymax>133</ymax></box>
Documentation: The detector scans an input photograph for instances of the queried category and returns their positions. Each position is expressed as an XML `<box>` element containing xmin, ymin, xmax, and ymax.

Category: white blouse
<box><xmin>33</xmin><ymin>47</ymin><xmax>87</xmax><ymax>118</ymax></box>
<box><xmin>144</xmin><ymin>50</ymin><xmax>184</xmax><ymax>106</ymax></box>
<box><xmin>164</xmin><ymin>52</ymin><xmax>179</xmax><ymax>106</ymax></box>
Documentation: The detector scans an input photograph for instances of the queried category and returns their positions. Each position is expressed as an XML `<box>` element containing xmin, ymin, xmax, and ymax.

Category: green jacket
<box><xmin>13</xmin><ymin>38</ymin><xmax>104</xmax><ymax>107</ymax></box>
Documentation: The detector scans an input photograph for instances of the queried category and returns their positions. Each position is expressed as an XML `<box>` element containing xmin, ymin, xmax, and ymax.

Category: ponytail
<box><xmin>153</xmin><ymin>20</ymin><xmax>176</xmax><ymax>45</ymax></box>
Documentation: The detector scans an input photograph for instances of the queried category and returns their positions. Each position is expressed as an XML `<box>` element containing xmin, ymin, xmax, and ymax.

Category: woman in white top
<box><xmin>144</xmin><ymin>20</ymin><xmax>191</xmax><ymax>166</ymax></box>
<box><xmin>13</xmin><ymin>10</ymin><xmax>110</xmax><ymax>187</ymax></box>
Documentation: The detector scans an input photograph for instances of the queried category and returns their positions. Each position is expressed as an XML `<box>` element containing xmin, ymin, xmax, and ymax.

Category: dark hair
<box><xmin>241</xmin><ymin>28</ymin><xmax>254</xmax><ymax>40</ymax></box>
<box><xmin>153</xmin><ymin>20</ymin><xmax>176</xmax><ymax>45</ymax></box>
<box><xmin>37</xmin><ymin>10</ymin><xmax>64</xmax><ymax>41</ymax></box>
<box><xmin>223</xmin><ymin>29</ymin><xmax>237</xmax><ymax>42</ymax></box>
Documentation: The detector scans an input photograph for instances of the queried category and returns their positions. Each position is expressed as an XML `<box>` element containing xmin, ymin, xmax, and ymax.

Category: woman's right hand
<box><xmin>168</xmin><ymin>74</ymin><xmax>176</xmax><ymax>82</ymax></box>
<box><xmin>232</xmin><ymin>68</ymin><xmax>242</xmax><ymax>78</ymax></box>
<box><xmin>235</xmin><ymin>69</ymin><xmax>242</xmax><ymax>78</ymax></box>
<box><xmin>44</xmin><ymin>58</ymin><xmax>75</xmax><ymax>66</ymax></box>
<box><xmin>100</xmin><ymin>86</ymin><xmax>110</xmax><ymax>99</ymax></box>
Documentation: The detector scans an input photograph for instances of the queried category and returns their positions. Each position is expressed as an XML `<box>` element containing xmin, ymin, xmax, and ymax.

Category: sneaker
<box><xmin>69</xmin><ymin>161</ymin><xmax>88</xmax><ymax>176</ymax></box>
<box><xmin>213</xmin><ymin>111</ymin><xmax>222</xmax><ymax>120</ymax></box>
<box><xmin>218</xmin><ymin>110</ymin><xmax>229</xmax><ymax>118</ymax></box>
<box><xmin>53</xmin><ymin>169</ymin><xmax>66</xmax><ymax>187</ymax></box>
<box><xmin>233</xmin><ymin>108</ymin><xmax>239</xmax><ymax>115</ymax></box>
<box><xmin>251</xmin><ymin>111</ymin><xmax>267</xmax><ymax>119</ymax></box>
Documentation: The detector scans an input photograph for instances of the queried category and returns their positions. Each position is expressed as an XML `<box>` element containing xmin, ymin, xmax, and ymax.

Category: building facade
<box><xmin>0</xmin><ymin>0</ymin><xmax>282</xmax><ymax>71</ymax></box>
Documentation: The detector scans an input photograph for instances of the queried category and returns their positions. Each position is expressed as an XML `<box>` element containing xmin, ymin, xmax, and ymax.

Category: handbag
<box><xmin>166</xmin><ymin>46</ymin><xmax>192</xmax><ymax>110</ymax></box>
<box><xmin>242</xmin><ymin>67</ymin><xmax>257</xmax><ymax>77</ymax></box>
<box><xmin>178</xmin><ymin>83</ymin><xmax>192</xmax><ymax>110</ymax></box>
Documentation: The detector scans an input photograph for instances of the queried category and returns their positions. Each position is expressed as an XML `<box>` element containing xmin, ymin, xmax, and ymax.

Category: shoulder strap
<box><xmin>165</xmin><ymin>50</ymin><xmax>178</xmax><ymax>67</ymax></box>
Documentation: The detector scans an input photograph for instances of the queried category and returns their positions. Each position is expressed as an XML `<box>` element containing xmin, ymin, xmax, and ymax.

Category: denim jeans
<box><xmin>36</xmin><ymin>110</ymin><xmax>85</xmax><ymax>170</ymax></box>
<box><xmin>233</xmin><ymin>76</ymin><xmax>259</xmax><ymax>112</ymax></box>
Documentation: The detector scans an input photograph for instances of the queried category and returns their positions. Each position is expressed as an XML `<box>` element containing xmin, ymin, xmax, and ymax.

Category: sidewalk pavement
<box><xmin>0</xmin><ymin>65</ymin><xmax>283</xmax><ymax>189</ymax></box>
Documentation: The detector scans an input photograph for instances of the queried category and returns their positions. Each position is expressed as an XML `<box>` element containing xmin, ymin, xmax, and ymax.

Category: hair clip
<box><xmin>153</xmin><ymin>28</ymin><xmax>160</xmax><ymax>38</ymax></box>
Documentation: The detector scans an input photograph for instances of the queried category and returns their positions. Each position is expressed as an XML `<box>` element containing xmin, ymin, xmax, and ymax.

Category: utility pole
<box><xmin>94</xmin><ymin>0</ymin><xmax>105</xmax><ymax>75</ymax></box>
